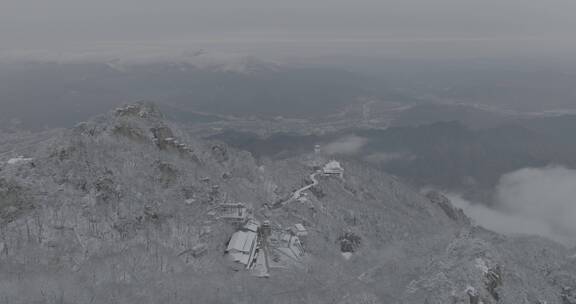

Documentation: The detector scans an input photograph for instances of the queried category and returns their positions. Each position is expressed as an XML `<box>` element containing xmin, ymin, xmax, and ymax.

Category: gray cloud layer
<box><xmin>448</xmin><ymin>166</ymin><xmax>576</xmax><ymax>246</ymax></box>
<box><xmin>1</xmin><ymin>0</ymin><xmax>576</xmax><ymax>51</ymax></box>
<box><xmin>323</xmin><ymin>136</ymin><xmax>368</xmax><ymax>156</ymax></box>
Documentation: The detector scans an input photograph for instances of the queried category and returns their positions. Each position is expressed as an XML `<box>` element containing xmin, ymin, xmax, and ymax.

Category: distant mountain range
<box><xmin>3</xmin><ymin>55</ymin><xmax>576</xmax><ymax>131</ymax></box>
<box><xmin>0</xmin><ymin>60</ymin><xmax>370</xmax><ymax>129</ymax></box>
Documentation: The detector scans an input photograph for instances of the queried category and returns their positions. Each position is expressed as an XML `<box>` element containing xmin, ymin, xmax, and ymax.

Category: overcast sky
<box><xmin>1</xmin><ymin>0</ymin><xmax>575</xmax><ymax>56</ymax></box>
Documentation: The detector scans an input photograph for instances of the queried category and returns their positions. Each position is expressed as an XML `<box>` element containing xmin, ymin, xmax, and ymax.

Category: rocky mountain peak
<box><xmin>113</xmin><ymin>101</ymin><xmax>164</xmax><ymax>120</ymax></box>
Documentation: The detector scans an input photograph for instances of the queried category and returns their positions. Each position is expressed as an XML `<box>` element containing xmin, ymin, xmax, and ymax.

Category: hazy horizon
<box><xmin>2</xmin><ymin>0</ymin><xmax>576</xmax><ymax>61</ymax></box>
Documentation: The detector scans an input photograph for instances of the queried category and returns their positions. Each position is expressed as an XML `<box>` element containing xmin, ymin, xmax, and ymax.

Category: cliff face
<box><xmin>0</xmin><ymin>102</ymin><xmax>574</xmax><ymax>304</ymax></box>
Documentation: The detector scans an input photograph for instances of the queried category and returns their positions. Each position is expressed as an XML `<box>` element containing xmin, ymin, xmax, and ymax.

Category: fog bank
<box><xmin>448</xmin><ymin>166</ymin><xmax>576</xmax><ymax>246</ymax></box>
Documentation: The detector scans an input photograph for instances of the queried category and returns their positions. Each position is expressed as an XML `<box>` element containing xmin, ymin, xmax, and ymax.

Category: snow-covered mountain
<box><xmin>1</xmin><ymin>102</ymin><xmax>575</xmax><ymax>303</ymax></box>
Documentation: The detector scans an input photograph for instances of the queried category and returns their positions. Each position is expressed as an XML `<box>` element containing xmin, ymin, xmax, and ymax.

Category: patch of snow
<box><xmin>465</xmin><ymin>285</ymin><xmax>479</xmax><ymax>297</ymax></box>
<box><xmin>405</xmin><ymin>280</ymin><xmax>419</xmax><ymax>294</ymax></box>
<box><xmin>295</xmin><ymin>223</ymin><xmax>306</xmax><ymax>232</ymax></box>
<box><xmin>342</xmin><ymin>252</ymin><xmax>353</xmax><ymax>260</ymax></box>
<box><xmin>7</xmin><ymin>156</ymin><xmax>33</xmax><ymax>165</ymax></box>
<box><xmin>475</xmin><ymin>258</ymin><xmax>489</xmax><ymax>275</ymax></box>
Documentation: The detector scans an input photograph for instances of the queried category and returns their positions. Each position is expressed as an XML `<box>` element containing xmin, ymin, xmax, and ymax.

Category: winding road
<box><xmin>292</xmin><ymin>172</ymin><xmax>320</xmax><ymax>200</ymax></box>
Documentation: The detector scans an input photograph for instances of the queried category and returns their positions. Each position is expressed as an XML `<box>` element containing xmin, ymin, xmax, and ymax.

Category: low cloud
<box><xmin>447</xmin><ymin>193</ymin><xmax>559</xmax><ymax>241</ymax></box>
<box><xmin>322</xmin><ymin>136</ymin><xmax>367</xmax><ymax>155</ymax></box>
<box><xmin>497</xmin><ymin>166</ymin><xmax>576</xmax><ymax>238</ymax></box>
<box><xmin>447</xmin><ymin>166</ymin><xmax>576</xmax><ymax>245</ymax></box>
<box><xmin>365</xmin><ymin>152</ymin><xmax>415</xmax><ymax>164</ymax></box>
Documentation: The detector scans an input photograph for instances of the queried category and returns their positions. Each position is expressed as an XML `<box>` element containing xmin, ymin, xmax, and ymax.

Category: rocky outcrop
<box><xmin>338</xmin><ymin>231</ymin><xmax>362</xmax><ymax>253</ymax></box>
<box><xmin>426</xmin><ymin>190</ymin><xmax>470</xmax><ymax>224</ymax></box>
<box><xmin>211</xmin><ymin>143</ymin><xmax>229</xmax><ymax>162</ymax></box>
<box><xmin>0</xmin><ymin>178</ymin><xmax>34</xmax><ymax>224</ymax></box>
<box><xmin>484</xmin><ymin>264</ymin><xmax>503</xmax><ymax>301</ymax></box>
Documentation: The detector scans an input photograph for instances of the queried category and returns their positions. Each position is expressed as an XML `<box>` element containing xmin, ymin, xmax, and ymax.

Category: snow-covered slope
<box><xmin>1</xmin><ymin>102</ymin><xmax>575</xmax><ymax>303</ymax></box>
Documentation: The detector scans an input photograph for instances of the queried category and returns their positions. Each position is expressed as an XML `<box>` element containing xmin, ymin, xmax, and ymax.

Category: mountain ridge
<box><xmin>0</xmin><ymin>102</ymin><xmax>575</xmax><ymax>304</ymax></box>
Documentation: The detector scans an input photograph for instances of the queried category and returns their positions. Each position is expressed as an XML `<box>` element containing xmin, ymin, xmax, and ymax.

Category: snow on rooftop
<box><xmin>323</xmin><ymin>160</ymin><xmax>344</xmax><ymax>176</ymax></box>
<box><xmin>227</xmin><ymin>231</ymin><xmax>256</xmax><ymax>254</ymax></box>
<box><xmin>324</xmin><ymin>160</ymin><xmax>343</xmax><ymax>170</ymax></box>
<box><xmin>226</xmin><ymin>229</ymin><xmax>258</xmax><ymax>266</ymax></box>
<box><xmin>244</xmin><ymin>220</ymin><xmax>260</xmax><ymax>233</ymax></box>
